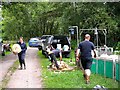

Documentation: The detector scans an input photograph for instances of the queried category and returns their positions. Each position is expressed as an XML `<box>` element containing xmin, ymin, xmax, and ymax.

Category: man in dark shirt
<box><xmin>18</xmin><ymin>37</ymin><xmax>27</xmax><ymax>70</ymax></box>
<box><xmin>76</xmin><ymin>34</ymin><xmax>96</xmax><ymax>84</ymax></box>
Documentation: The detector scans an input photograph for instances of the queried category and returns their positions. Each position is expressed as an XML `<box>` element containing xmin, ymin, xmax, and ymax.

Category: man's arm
<box><xmin>91</xmin><ymin>43</ymin><xmax>96</xmax><ymax>58</ymax></box>
<box><xmin>22</xmin><ymin>43</ymin><xmax>27</xmax><ymax>52</ymax></box>
<box><xmin>76</xmin><ymin>49</ymin><xmax>80</xmax><ymax>61</ymax></box>
<box><xmin>93</xmin><ymin>49</ymin><xmax>96</xmax><ymax>58</ymax></box>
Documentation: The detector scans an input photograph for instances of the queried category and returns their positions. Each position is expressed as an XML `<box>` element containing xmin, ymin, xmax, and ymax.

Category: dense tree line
<box><xmin>1</xmin><ymin>2</ymin><xmax>120</xmax><ymax>48</ymax></box>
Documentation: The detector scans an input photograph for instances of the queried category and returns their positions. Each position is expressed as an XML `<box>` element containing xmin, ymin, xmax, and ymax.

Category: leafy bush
<box><xmin>116</xmin><ymin>42</ymin><xmax>120</xmax><ymax>50</ymax></box>
<box><xmin>115</xmin><ymin>42</ymin><xmax>120</xmax><ymax>55</ymax></box>
<box><xmin>70</xmin><ymin>40</ymin><xmax>77</xmax><ymax>50</ymax></box>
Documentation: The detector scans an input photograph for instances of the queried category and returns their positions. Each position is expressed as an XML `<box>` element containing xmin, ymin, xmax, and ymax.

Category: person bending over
<box><xmin>46</xmin><ymin>45</ymin><xmax>62</xmax><ymax>69</ymax></box>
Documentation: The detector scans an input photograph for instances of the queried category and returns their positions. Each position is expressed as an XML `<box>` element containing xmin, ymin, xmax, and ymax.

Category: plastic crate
<box><xmin>116</xmin><ymin>62</ymin><xmax>120</xmax><ymax>81</ymax></box>
<box><xmin>98</xmin><ymin>59</ymin><xmax>105</xmax><ymax>76</ymax></box>
<box><xmin>105</xmin><ymin>60</ymin><xmax>114</xmax><ymax>79</ymax></box>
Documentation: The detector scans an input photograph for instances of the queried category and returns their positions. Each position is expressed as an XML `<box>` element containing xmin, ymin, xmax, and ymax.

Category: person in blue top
<box><xmin>17</xmin><ymin>37</ymin><xmax>27</xmax><ymax>70</ymax></box>
<box><xmin>76</xmin><ymin>34</ymin><xmax>96</xmax><ymax>84</ymax></box>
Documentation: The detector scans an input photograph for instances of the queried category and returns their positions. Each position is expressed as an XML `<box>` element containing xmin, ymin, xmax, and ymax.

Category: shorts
<box><xmin>80</xmin><ymin>57</ymin><xmax>93</xmax><ymax>70</ymax></box>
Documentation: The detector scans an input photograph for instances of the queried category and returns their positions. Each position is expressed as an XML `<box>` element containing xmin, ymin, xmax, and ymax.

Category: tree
<box><xmin>1</xmin><ymin>2</ymin><xmax>120</xmax><ymax>49</ymax></box>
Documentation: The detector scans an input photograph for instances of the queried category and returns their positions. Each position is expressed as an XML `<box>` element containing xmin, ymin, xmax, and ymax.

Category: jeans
<box><xmin>18</xmin><ymin>52</ymin><xmax>26</xmax><ymax>68</ymax></box>
<box><xmin>49</xmin><ymin>53</ymin><xmax>59</xmax><ymax>69</ymax></box>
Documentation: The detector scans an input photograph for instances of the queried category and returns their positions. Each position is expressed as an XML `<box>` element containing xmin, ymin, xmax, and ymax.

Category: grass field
<box><xmin>38</xmin><ymin>51</ymin><xmax>118</xmax><ymax>88</ymax></box>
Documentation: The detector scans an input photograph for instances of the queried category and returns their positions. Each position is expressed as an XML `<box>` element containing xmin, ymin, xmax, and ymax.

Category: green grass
<box><xmin>38</xmin><ymin>51</ymin><xmax>119</xmax><ymax>88</ymax></box>
<box><xmin>5</xmin><ymin>51</ymin><xmax>11</xmax><ymax>55</ymax></box>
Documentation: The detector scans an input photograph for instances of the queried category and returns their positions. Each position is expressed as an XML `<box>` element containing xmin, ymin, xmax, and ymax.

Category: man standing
<box><xmin>76</xmin><ymin>34</ymin><xmax>96</xmax><ymax>84</ymax></box>
<box><xmin>17</xmin><ymin>37</ymin><xmax>27</xmax><ymax>70</ymax></box>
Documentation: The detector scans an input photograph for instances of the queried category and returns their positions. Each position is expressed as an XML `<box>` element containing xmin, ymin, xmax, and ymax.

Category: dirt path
<box><xmin>7</xmin><ymin>47</ymin><xmax>42</xmax><ymax>88</ymax></box>
<box><xmin>0</xmin><ymin>53</ymin><xmax>17</xmax><ymax>87</ymax></box>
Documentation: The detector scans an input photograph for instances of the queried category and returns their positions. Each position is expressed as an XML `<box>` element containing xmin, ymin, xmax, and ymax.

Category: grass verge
<box><xmin>0</xmin><ymin>55</ymin><xmax>2</xmax><ymax>59</ymax></box>
<box><xmin>0</xmin><ymin>60</ymin><xmax>19</xmax><ymax>89</ymax></box>
<box><xmin>38</xmin><ymin>51</ymin><xmax>118</xmax><ymax>88</ymax></box>
<box><xmin>0</xmin><ymin>51</ymin><xmax>11</xmax><ymax>60</ymax></box>
<box><xmin>5</xmin><ymin>51</ymin><xmax>11</xmax><ymax>55</ymax></box>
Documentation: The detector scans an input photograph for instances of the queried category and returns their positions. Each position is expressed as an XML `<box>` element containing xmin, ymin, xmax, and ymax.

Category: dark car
<box><xmin>42</xmin><ymin>35</ymin><xmax>71</xmax><ymax>58</ymax></box>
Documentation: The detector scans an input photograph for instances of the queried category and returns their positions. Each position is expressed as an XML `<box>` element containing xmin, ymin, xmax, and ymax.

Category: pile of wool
<box><xmin>51</xmin><ymin>61</ymin><xmax>72</xmax><ymax>71</ymax></box>
<box><xmin>12</xmin><ymin>44</ymin><xmax>21</xmax><ymax>54</ymax></box>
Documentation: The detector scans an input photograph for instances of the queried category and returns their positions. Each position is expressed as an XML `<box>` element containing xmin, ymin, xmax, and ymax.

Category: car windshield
<box><xmin>53</xmin><ymin>36</ymin><xmax>69</xmax><ymax>44</ymax></box>
<box><xmin>41</xmin><ymin>36</ymin><xmax>50</xmax><ymax>39</ymax></box>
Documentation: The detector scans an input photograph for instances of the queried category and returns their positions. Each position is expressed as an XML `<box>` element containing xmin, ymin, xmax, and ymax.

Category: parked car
<box><xmin>38</xmin><ymin>35</ymin><xmax>52</xmax><ymax>50</ymax></box>
<box><xmin>42</xmin><ymin>35</ymin><xmax>71</xmax><ymax>58</ymax></box>
<box><xmin>28</xmin><ymin>38</ymin><xmax>40</xmax><ymax>47</ymax></box>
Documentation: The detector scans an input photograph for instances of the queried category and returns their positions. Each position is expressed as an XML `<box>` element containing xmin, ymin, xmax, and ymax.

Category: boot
<box><xmin>83</xmin><ymin>74</ymin><xmax>86</xmax><ymax>80</ymax></box>
<box><xmin>19</xmin><ymin>67</ymin><xmax>22</xmax><ymax>70</ymax></box>
<box><xmin>85</xmin><ymin>75</ymin><xmax>90</xmax><ymax>84</ymax></box>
